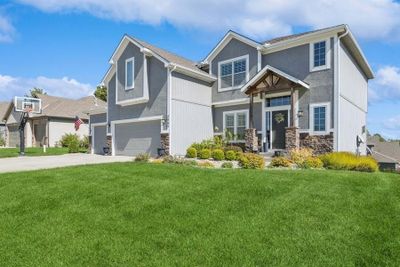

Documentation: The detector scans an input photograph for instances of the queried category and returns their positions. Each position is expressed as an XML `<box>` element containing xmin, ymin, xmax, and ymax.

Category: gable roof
<box><xmin>202</xmin><ymin>30</ymin><xmax>262</xmax><ymax>64</ymax></box>
<box><xmin>368</xmin><ymin>136</ymin><xmax>400</xmax><ymax>164</ymax></box>
<box><xmin>104</xmin><ymin>35</ymin><xmax>216</xmax><ymax>84</ymax></box>
<box><xmin>3</xmin><ymin>94</ymin><xmax>106</xmax><ymax>122</ymax></box>
<box><xmin>0</xmin><ymin>102</ymin><xmax>8</xmax><ymax>123</ymax></box>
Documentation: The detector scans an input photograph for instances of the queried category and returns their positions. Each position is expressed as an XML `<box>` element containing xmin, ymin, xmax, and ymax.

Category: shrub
<box><xmin>67</xmin><ymin>139</ymin><xmax>80</xmax><ymax>153</ymax></box>
<box><xmin>300</xmin><ymin>157</ymin><xmax>323</xmax><ymax>169</ymax></box>
<box><xmin>270</xmin><ymin>157</ymin><xmax>292</xmax><ymax>168</ymax></box>
<box><xmin>224</xmin><ymin>145</ymin><xmax>243</xmax><ymax>153</ymax></box>
<box><xmin>0</xmin><ymin>136</ymin><xmax>5</xmax><ymax>147</ymax></box>
<box><xmin>134</xmin><ymin>153</ymin><xmax>150</xmax><ymax>162</ymax></box>
<box><xmin>221</xmin><ymin>162</ymin><xmax>233</xmax><ymax>168</ymax></box>
<box><xmin>198</xmin><ymin>161</ymin><xmax>214</xmax><ymax>168</ymax></box>
<box><xmin>162</xmin><ymin>156</ymin><xmax>197</xmax><ymax>166</ymax></box>
<box><xmin>60</xmin><ymin>133</ymin><xmax>80</xmax><ymax>148</ymax></box>
<box><xmin>186</xmin><ymin>147</ymin><xmax>197</xmax><ymax>158</ymax></box>
<box><xmin>289</xmin><ymin>148</ymin><xmax>313</xmax><ymax>166</ymax></box>
<box><xmin>151</xmin><ymin>158</ymin><xmax>164</xmax><ymax>164</ymax></box>
<box><xmin>225</xmin><ymin>150</ymin><xmax>236</xmax><ymax>161</ymax></box>
<box><xmin>238</xmin><ymin>153</ymin><xmax>265</xmax><ymax>169</ymax></box>
<box><xmin>198</xmin><ymin>148</ymin><xmax>211</xmax><ymax>159</ymax></box>
<box><xmin>191</xmin><ymin>139</ymin><xmax>214</xmax><ymax>151</ymax></box>
<box><xmin>212</xmin><ymin>149</ymin><xmax>225</xmax><ymax>161</ymax></box>
<box><xmin>80</xmin><ymin>135</ymin><xmax>89</xmax><ymax>149</ymax></box>
<box><xmin>320</xmin><ymin>152</ymin><xmax>378</xmax><ymax>172</ymax></box>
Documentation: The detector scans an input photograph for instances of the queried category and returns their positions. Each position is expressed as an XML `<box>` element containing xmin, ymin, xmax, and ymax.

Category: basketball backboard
<box><xmin>14</xmin><ymin>96</ymin><xmax>42</xmax><ymax>114</ymax></box>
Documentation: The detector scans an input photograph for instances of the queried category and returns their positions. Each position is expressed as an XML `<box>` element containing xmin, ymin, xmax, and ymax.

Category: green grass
<box><xmin>0</xmin><ymin>147</ymin><xmax>77</xmax><ymax>158</ymax></box>
<box><xmin>0</xmin><ymin>163</ymin><xmax>399</xmax><ymax>266</ymax></box>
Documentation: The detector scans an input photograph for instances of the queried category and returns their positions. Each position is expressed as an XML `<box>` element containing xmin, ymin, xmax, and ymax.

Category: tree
<box><xmin>26</xmin><ymin>87</ymin><xmax>46</xmax><ymax>98</ymax></box>
<box><xmin>373</xmin><ymin>133</ymin><xmax>386</xmax><ymax>142</ymax></box>
<box><xmin>94</xmin><ymin>85</ymin><xmax>107</xmax><ymax>102</ymax></box>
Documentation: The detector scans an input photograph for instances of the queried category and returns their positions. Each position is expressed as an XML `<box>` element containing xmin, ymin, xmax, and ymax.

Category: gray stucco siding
<box><xmin>263</xmin><ymin>38</ymin><xmax>335</xmax><ymax>130</ymax></box>
<box><xmin>90</xmin><ymin>113</ymin><xmax>107</xmax><ymax>124</ymax></box>
<box><xmin>116</xmin><ymin>43</ymin><xmax>144</xmax><ymax>102</ymax></box>
<box><xmin>211</xmin><ymin>38</ymin><xmax>258</xmax><ymax>102</ymax></box>
<box><xmin>213</xmin><ymin>103</ymin><xmax>262</xmax><ymax>133</ymax></box>
<box><xmin>108</xmin><ymin>56</ymin><xmax>168</xmax><ymax>126</ymax></box>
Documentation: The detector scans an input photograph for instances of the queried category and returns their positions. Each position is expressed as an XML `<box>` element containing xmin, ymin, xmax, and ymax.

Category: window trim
<box><xmin>309</xmin><ymin>38</ymin><xmax>331</xmax><ymax>72</ymax></box>
<box><xmin>310</xmin><ymin>102</ymin><xmax>331</xmax><ymax>135</ymax></box>
<box><xmin>125</xmin><ymin>57</ymin><xmax>135</xmax><ymax>90</ymax></box>
<box><xmin>218</xmin><ymin>55</ymin><xmax>249</xmax><ymax>92</ymax></box>
<box><xmin>222</xmin><ymin>109</ymin><xmax>249</xmax><ymax>141</ymax></box>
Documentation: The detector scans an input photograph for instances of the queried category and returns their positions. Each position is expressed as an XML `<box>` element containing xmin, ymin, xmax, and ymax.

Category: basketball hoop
<box><xmin>23</xmin><ymin>107</ymin><xmax>33</xmax><ymax>116</ymax></box>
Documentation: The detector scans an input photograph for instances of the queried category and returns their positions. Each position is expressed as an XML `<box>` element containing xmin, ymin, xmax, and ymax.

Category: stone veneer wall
<box><xmin>160</xmin><ymin>133</ymin><xmax>170</xmax><ymax>155</ymax></box>
<box><xmin>245</xmin><ymin>128</ymin><xmax>258</xmax><ymax>152</ymax></box>
<box><xmin>300</xmin><ymin>132</ymin><xmax>334</xmax><ymax>155</ymax></box>
<box><xmin>285</xmin><ymin>127</ymin><xmax>299</xmax><ymax>151</ymax></box>
<box><xmin>106</xmin><ymin>135</ymin><xmax>112</xmax><ymax>155</ymax></box>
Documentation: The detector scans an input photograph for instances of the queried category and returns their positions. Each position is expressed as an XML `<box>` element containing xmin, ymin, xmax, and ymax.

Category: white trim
<box><xmin>110</xmin><ymin>115</ymin><xmax>163</xmax><ymax>156</ymax></box>
<box><xmin>218</xmin><ymin>54</ymin><xmax>249</xmax><ymax>92</ymax></box>
<box><xmin>125</xmin><ymin>57</ymin><xmax>135</xmax><ymax>90</ymax></box>
<box><xmin>257</xmin><ymin>49</ymin><xmax>262</xmax><ymax>71</ymax></box>
<box><xmin>334</xmin><ymin>34</ymin><xmax>339</xmax><ymax>151</ymax></box>
<box><xmin>264</xmin><ymin>106</ymin><xmax>291</xmax><ymax>150</ymax></box>
<box><xmin>203</xmin><ymin>31</ymin><xmax>262</xmax><ymax>63</ymax></box>
<box><xmin>142</xmin><ymin>53</ymin><xmax>149</xmax><ymax>100</ymax></box>
<box><xmin>241</xmin><ymin>65</ymin><xmax>309</xmax><ymax>93</ymax></box>
<box><xmin>168</xmin><ymin>63</ymin><xmax>217</xmax><ymax>83</ymax></box>
<box><xmin>212</xmin><ymin>97</ymin><xmax>261</xmax><ymax>107</ymax></box>
<box><xmin>309</xmin><ymin>38</ymin><xmax>331</xmax><ymax>72</ymax></box>
<box><xmin>222</xmin><ymin>109</ymin><xmax>249</xmax><ymax>141</ymax></box>
<box><xmin>309</xmin><ymin>102</ymin><xmax>331</xmax><ymax>135</ymax></box>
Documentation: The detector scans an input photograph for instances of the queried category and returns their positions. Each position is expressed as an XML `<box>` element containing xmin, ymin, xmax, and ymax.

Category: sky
<box><xmin>0</xmin><ymin>0</ymin><xmax>400</xmax><ymax>139</ymax></box>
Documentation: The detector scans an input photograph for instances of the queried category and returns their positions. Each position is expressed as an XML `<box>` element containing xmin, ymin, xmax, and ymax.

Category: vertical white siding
<box><xmin>170</xmin><ymin>74</ymin><xmax>213</xmax><ymax>155</ymax></box>
<box><xmin>48</xmin><ymin>120</ymin><xmax>89</xmax><ymax>147</ymax></box>
<box><xmin>338</xmin><ymin>43</ymin><xmax>368</xmax><ymax>154</ymax></box>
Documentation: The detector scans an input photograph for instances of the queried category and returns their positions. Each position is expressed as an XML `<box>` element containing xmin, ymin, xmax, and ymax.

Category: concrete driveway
<box><xmin>0</xmin><ymin>154</ymin><xmax>133</xmax><ymax>173</ymax></box>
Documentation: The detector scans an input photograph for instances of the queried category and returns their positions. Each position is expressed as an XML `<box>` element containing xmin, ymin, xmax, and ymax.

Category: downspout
<box><xmin>335</xmin><ymin>26</ymin><xmax>349</xmax><ymax>151</ymax></box>
<box><xmin>167</xmin><ymin>64</ymin><xmax>177</xmax><ymax>155</ymax></box>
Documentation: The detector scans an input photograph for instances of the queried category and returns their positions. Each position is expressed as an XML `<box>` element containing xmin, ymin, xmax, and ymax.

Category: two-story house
<box><xmin>89</xmin><ymin>24</ymin><xmax>374</xmax><ymax>157</ymax></box>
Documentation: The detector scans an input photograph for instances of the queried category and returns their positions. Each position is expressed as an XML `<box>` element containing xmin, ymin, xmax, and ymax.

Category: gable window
<box><xmin>310</xmin><ymin>103</ymin><xmax>330</xmax><ymax>134</ymax></box>
<box><xmin>218</xmin><ymin>55</ymin><xmax>249</xmax><ymax>91</ymax></box>
<box><xmin>266</xmin><ymin>96</ymin><xmax>291</xmax><ymax>107</ymax></box>
<box><xmin>125</xmin><ymin>57</ymin><xmax>135</xmax><ymax>90</ymax></box>
<box><xmin>310</xmin><ymin>39</ymin><xmax>330</xmax><ymax>72</ymax></box>
<box><xmin>223</xmin><ymin>110</ymin><xmax>249</xmax><ymax>141</ymax></box>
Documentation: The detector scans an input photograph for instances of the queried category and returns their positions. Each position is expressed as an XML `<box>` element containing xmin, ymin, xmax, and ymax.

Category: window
<box><xmin>218</xmin><ymin>55</ymin><xmax>248</xmax><ymax>91</ymax></box>
<box><xmin>310</xmin><ymin>103</ymin><xmax>330</xmax><ymax>134</ymax></box>
<box><xmin>310</xmin><ymin>39</ymin><xmax>330</xmax><ymax>72</ymax></box>
<box><xmin>125</xmin><ymin>57</ymin><xmax>135</xmax><ymax>90</ymax></box>
<box><xmin>266</xmin><ymin>96</ymin><xmax>291</xmax><ymax>107</ymax></box>
<box><xmin>223</xmin><ymin>110</ymin><xmax>249</xmax><ymax>141</ymax></box>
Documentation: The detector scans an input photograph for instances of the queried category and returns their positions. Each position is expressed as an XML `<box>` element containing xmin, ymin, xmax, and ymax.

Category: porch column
<box><xmin>245</xmin><ymin>92</ymin><xmax>258</xmax><ymax>152</ymax></box>
<box><xmin>285</xmin><ymin>86</ymin><xmax>299</xmax><ymax>151</ymax></box>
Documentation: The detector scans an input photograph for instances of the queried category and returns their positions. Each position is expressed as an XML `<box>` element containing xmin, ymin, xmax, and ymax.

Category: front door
<box><xmin>271</xmin><ymin>110</ymin><xmax>289</xmax><ymax>149</ymax></box>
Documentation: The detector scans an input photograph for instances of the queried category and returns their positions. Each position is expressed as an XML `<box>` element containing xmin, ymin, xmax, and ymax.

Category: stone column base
<box><xmin>161</xmin><ymin>133</ymin><xmax>170</xmax><ymax>156</ymax></box>
<box><xmin>285</xmin><ymin>127</ymin><xmax>299</xmax><ymax>151</ymax></box>
<box><xmin>245</xmin><ymin>128</ymin><xmax>258</xmax><ymax>152</ymax></box>
<box><xmin>106</xmin><ymin>135</ymin><xmax>112</xmax><ymax>155</ymax></box>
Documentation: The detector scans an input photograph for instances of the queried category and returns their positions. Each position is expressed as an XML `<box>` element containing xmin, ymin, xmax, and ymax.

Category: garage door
<box><xmin>114</xmin><ymin>120</ymin><xmax>161</xmax><ymax>156</ymax></box>
<box><xmin>93</xmin><ymin>125</ymin><xmax>107</xmax><ymax>154</ymax></box>
<box><xmin>8</xmin><ymin>125</ymin><xmax>20</xmax><ymax>148</ymax></box>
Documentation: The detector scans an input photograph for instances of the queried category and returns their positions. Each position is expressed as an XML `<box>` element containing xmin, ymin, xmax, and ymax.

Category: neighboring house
<box><xmin>2</xmin><ymin>94</ymin><xmax>106</xmax><ymax>148</ymax></box>
<box><xmin>367</xmin><ymin>136</ymin><xmax>400</xmax><ymax>171</ymax></box>
<box><xmin>90</xmin><ymin>24</ymin><xmax>373</xmax><ymax>157</ymax></box>
<box><xmin>0</xmin><ymin>102</ymin><xmax>8</xmax><ymax>142</ymax></box>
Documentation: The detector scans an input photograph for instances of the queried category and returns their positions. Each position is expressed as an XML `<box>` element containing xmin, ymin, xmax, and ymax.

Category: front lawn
<box><xmin>0</xmin><ymin>147</ymin><xmax>74</xmax><ymax>158</ymax></box>
<box><xmin>0</xmin><ymin>163</ymin><xmax>399</xmax><ymax>266</ymax></box>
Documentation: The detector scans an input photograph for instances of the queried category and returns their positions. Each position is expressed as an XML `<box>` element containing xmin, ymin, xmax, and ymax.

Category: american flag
<box><xmin>74</xmin><ymin>116</ymin><xmax>83</xmax><ymax>131</ymax></box>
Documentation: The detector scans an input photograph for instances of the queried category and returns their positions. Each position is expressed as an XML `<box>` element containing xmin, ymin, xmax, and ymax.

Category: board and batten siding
<box><xmin>338</xmin><ymin>42</ymin><xmax>368</xmax><ymax>154</ymax></box>
<box><xmin>170</xmin><ymin>72</ymin><xmax>213</xmax><ymax>155</ymax></box>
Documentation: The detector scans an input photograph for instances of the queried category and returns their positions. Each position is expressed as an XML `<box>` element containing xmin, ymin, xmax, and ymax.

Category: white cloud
<box><xmin>0</xmin><ymin>74</ymin><xmax>93</xmax><ymax>101</ymax></box>
<box><xmin>383</xmin><ymin>115</ymin><xmax>400</xmax><ymax>130</ymax></box>
<box><xmin>15</xmin><ymin>0</ymin><xmax>400</xmax><ymax>40</ymax></box>
<box><xmin>369</xmin><ymin>66</ymin><xmax>400</xmax><ymax>103</ymax></box>
<box><xmin>0</xmin><ymin>14</ymin><xmax>15</xmax><ymax>43</ymax></box>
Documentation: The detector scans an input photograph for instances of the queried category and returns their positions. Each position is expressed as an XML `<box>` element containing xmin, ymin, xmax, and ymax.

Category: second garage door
<box><xmin>114</xmin><ymin>120</ymin><xmax>161</xmax><ymax>156</ymax></box>
<box><xmin>93</xmin><ymin>125</ymin><xmax>107</xmax><ymax>154</ymax></box>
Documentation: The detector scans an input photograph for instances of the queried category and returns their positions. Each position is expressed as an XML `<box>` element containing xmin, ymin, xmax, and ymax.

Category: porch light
<box><xmin>297</xmin><ymin>109</ymin><xmax>304</xmax><ymax>118</ymax></box>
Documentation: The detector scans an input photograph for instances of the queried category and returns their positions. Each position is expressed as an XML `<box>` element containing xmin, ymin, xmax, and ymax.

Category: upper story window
<box><xmin>310</xmin><ymin>39</ymin><xmax>330</xmax><ymax>72</ymax></box>
<box><xmin>125</xmin><ymin>57</ymin><xmax>135</xmax><ymax>90</ymax></box>
<box><xmin>218</xmin><ymin>55</ymin><xmax>249</xmax><ymax>91</ymax></box>
<box><xmin>266</xmin><ymin>96</ymin><xmax>291</xmax><ymax>107</ymax></box>
<box><xmin>310</xmin><ymin>102</ymin><xmax>330</xmax><ymax>134</ymax></box>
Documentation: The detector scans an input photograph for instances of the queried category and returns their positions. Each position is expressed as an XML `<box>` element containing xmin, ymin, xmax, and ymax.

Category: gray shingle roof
<box><xmin>368</xmin><ymin>136</ymin><xmax>400</xmax><ymax>164</ymax></box>
<box><xmin>128</xmin><ymin>35</ymin><xmax>210</xmax><ymax>76</ymax></box>
<box><xmin>30</xmin><ymin>94</ymin><xmax>106</xmax><ymax>120</ymax></box>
